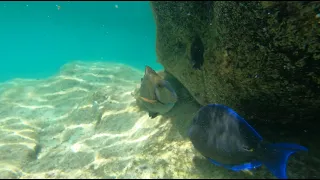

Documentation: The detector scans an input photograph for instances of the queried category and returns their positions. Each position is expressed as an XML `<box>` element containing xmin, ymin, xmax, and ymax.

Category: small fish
<box><xmin>190</xmin><ymin>35</ymin><xmax>204</xmax><ymax>70</ymax></box>
<box><xmin>137</xmin><ymin>66</ymin><xmax>177</xmax><ymax>118</ymax></box>
<box><xmin>188</xmin><ymin>104</ymin><xmax>308</xmax><ymax>179</ymax></box>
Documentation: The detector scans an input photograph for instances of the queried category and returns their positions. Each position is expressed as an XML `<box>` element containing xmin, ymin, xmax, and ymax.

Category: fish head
<box><xmin>141</xmin><ymin>66</ymin><xmax>177</xmax><ymax>104</ymax></box>
<box><xmin>139</xmin><ymin>66</ymin><xmax>160</xmax><ymax>99</ymax></box>
<box><xmin>145</xmin><ymin>66</ymin><xmax>163</xmax><ymax>82</ymax></box>
<box><xmin>154</xmin><ymin>80</ymin><xmax>178</xmax><ymax>105</ymax></box>
<box><xmin>145</xmin><ymin>65</ymin><xmax>156</xmax><ymax>75</ymax></box>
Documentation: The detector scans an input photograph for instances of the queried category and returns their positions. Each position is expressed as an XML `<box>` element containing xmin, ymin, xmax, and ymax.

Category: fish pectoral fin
<box><xmin>154</xmin><ymin>86</ymin><xmax>161</xmax><ymax>101</ymax></box>
<box><xmin>242</xmin><ymin>145</ymin><xmax>254</xmax><ymax>152</ymax></box>
<box><xmin>148</xmin><ymin>112</ymin><xmax>158</xmax><ymax>119</ymax></box>
<box><xmin>154</xmin><ymin>80</ymin><xmax>177</xmax><ymax>105</ymax></box>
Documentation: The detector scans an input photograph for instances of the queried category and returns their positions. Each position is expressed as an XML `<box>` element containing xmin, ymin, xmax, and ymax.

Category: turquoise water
<box><xmin>0</xmin><ymin>2</ymin><xmax>316</xmax><ymax>179</ymax></box>
<box><xmin>0</xmin><ymin>1</ymin><xmax>162</xmax><ymax>82</ymax></box>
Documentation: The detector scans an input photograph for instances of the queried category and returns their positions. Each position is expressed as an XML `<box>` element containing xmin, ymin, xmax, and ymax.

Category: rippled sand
<box><xmin>0</xmin><ymin>61</ymin><xmax>314</xmax><ymax>179</ymax></box>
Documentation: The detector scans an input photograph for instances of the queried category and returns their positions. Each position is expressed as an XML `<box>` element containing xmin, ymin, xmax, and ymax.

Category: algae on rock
<box><xmin>151</xmin><ymin>1</ymin><xmax>320</xmax><ymax>127</ymax></box>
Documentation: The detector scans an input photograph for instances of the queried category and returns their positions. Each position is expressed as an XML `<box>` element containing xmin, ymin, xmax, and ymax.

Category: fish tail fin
<box><xmin>261</xmin><ymin>143</ymin><xmax>308</xmax><ymax>179</ymax></box>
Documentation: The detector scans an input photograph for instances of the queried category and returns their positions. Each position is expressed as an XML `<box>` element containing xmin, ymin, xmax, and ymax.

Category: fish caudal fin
<box><xmin>262</xmin><ymin>143</ymin><xmax>308</xmax><ymax>179</ymax></box>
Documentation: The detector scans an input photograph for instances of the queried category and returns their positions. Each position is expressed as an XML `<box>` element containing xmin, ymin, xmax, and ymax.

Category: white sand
<box><xmin>0</xmin><ymin>61</ymin><xmax>299</xmax><ymax>179</ymax></box>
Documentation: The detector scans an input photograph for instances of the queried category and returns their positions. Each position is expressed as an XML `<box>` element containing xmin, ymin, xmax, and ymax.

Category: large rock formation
<box><xmin>151</xmin><ymin>1</ymin><xmax>320</xmax><ymax>129</ymax></box>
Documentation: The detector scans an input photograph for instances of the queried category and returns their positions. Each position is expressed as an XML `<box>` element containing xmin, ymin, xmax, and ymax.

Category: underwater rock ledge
<box><xmin>151</xmin><ymin>1</ymin><xmax>320</xmax><ymax>129</ymax></box>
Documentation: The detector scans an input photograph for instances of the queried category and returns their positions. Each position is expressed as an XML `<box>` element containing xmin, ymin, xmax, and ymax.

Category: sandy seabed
<box><xmin>0</xmin><ymin>61</ymin><xmax>314</xmax><ymax>179</ymax></box>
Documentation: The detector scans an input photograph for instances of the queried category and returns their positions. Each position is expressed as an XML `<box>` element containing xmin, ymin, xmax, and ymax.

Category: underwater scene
<box><xmin>0</xmin><ymin>1</ymin><xmax>319</xmax><ymax>179</ymax></box>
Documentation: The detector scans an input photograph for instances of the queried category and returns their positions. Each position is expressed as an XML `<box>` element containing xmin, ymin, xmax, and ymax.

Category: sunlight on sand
<box><xmin>0</xmin><ymin>61</ymin><xmax>202</xmax><ymax>179</ymax></box>
<box><xmin>0</xmin><ymin>61</ymin><xmax>273</xmax><ymax>179</ymax></box>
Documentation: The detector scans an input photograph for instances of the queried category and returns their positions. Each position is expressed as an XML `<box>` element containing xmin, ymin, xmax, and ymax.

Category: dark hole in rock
<box><xmin>190</xmin><ymin>34</ymin><xmax>204</xmax><ymax>70</ymax></box>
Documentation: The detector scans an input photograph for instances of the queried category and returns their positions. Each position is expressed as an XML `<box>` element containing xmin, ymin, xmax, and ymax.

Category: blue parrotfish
<box><xmin>188</xmin><ymin>104</ymin><xmax>308</xmax><ymax>179</ymax></box>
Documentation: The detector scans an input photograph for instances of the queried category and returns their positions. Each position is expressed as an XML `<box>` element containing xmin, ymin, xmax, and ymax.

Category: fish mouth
<box><xmin>139</xmin><ymin>96</ymin><xmax>158</xmax><ymax>104</ymax></box>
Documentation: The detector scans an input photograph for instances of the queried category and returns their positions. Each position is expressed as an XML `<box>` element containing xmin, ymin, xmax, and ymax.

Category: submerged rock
<box><xmin>151</xmin><ymin>1</ymin><xmax>320</xmax><ymax>128</ymax></box>
<box><xmin>151</xmin><ymin>2</ymin><xmax>320</xmax><ymax>178</ymax></box>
